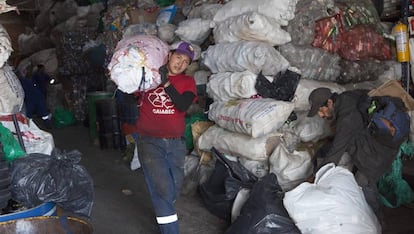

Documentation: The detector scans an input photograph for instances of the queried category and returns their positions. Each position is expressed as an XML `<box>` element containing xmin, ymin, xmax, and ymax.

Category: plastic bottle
<box><xmin>393</xmin><ymin>22</ymin><xmax>410</xmax><ymax>62</ymax></box>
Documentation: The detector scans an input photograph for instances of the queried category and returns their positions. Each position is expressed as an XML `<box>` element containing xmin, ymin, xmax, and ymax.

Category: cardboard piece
<box><xmin>368</xmin><ymin>80</ymin><xmax>414</xmax><ymax>111</ymax></box>
<box><xmin>127</xmin><ymin>8</ymin><xmax>160</xmax><ymax>24</ymax></box>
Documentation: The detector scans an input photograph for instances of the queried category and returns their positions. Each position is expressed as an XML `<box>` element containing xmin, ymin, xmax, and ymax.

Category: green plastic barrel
<box><xmin>87</xmin><ymin>91</ymin><xmax>113</xmax><ymax>140</ymax></box>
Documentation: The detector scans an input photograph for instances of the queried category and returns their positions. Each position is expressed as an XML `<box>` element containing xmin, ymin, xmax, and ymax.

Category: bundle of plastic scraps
<box><xmin>108</xmin><ymin>35</ymin><xmax>169</xmax><ymax>94</ymax></box>
<box><xmin>10</xmin><ymin>148</ymin><xmax>94</xmax><ymax>217</ymax></box>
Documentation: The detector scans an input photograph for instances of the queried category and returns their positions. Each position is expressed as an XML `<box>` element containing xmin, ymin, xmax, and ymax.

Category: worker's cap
<box><xmin>171</xmin><ymin>41</ymin><xmax>194</xmax><ymax>61</ymax></box>
<box><xmin>307</xmin><ymin>87</ymin><xmax>333</xmax><ymax>117</ymax></box>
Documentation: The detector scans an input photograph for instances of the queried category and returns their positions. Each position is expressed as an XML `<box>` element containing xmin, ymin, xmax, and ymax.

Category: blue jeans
<box><xmin>136</xmin><ymin>135</ymin><xmax>186</xmax><ymax>234</ymax></box>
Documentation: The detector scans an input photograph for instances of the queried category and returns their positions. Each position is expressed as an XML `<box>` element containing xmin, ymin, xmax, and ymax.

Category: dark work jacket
<box><xmin>321</xmin><ymin>89</ymin><xmax>401</xmax><ymax>182</ymax></box>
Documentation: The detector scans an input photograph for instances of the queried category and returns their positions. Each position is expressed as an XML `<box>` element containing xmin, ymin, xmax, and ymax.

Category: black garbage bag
<box><xmin>10</xmin><ymin>148</ymin><xmax>94</xmax><ymax>217</ymax></box>
<box><xmin>199</xmin><ymin>148</ymin><xmax>257</xmax><ymax>222</ymax></box>
<box><xmin>255</xmin><ymin>70</ymin><xmax>301</xmax><ymax>101</ymax></box>
<box><xmin>226</xmin><ymin>173</ymin><xmax>301</xmax><ymax>234</ymax></box>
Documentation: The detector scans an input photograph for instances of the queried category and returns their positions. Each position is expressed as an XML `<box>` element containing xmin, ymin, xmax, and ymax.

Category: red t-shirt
<box><xmin>135</xmin><ymin>74</ymin><xmax>197</xmax><ymax>138</ymax></box>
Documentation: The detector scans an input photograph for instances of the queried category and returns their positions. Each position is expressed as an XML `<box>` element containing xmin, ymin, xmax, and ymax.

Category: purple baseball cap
<box><xmin>173</xmin><ymin>41</ymin><xmax>194</xmax><ymax>61</ymax></box>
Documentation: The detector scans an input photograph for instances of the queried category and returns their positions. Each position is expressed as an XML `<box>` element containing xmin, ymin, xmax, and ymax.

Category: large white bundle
<box><xmin>202</xmin><ymin>41</ymin><xmax>289</xmax><ymax>75</ymax></box>
<box><xmin>213</xmin><ymin>0</ymin><xmax>298</xmax><ymax>26</ymax></box>
<box><xmin>175</xmin><ymin>18</ymin><xmax>212</xmax><ymax>45</ymax></box>
<box><xmin>213</xmin><ymin>12</ymin><xmax>291</xmax><ymax>46</ymax></box>
<box><xmin>108</xmin><ymin>35</ymin><xmax>169</xmax><ymax>94</ymax></box>
<box><xmin>294</xmin><ymin>113</ymin><xmax>333</xmax><ymax>142</ymax></box>
<box><xmin>187</xmin><ymin>3</ymin><xmax>222</xmax><ymax>20</ymax></box>
<box><xmin>269</xmin><ymin>142</ymin><xmax>313</xmax><ymax>191</ymax></box>
<box><xmin>198</xmin><ymin>125</ymin><xmax>281</xmax><ymax>161</ymax></box>
<box><xmin>293</xmin><ymin>79</ymin><xmax>346</xmax><ymax>111</ymax></box>
<box><xmin>207</xmin><ymin>71</ymin><xmax>257</xmax><ymax>101</ymax></box>
<box><xmin>0</xmin><ymin>65</ymin><xmax>24</xmax><ymax>115</ymax></box>
<box><xmin>283</xmin><ymin>163</ymin><xmax>381</xmax><ymax>234</ymax></box>
<box><xmin>0</xmin><ymin>25</ymin><xmax>12</xmax><ymax>68</ymax></box>
<box><xmin>158</xmin><ymin>23</ymin><xmax>177</xmax><ymax>44</ymax></box>
<box><xmin>208</xmin><ymin>98</ymin><xmax>294</xmax><ymax>138</ymax></box>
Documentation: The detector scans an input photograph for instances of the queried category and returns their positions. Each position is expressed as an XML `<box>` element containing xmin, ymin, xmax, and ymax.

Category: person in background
<box><xmin>135</xmin><ymin>41</ymin><xmax>197</xmax><ymax>234</ymax></box>
<box><xmin>32</xmin><ymin>64</ymin><xmax>52</xmax><ymax>98</ymax></box>
<box><xmin>18</xmin><ymin>67</ymin><xmax>52</xmax><ymax>129</ymax></box>
<box><xmin>307</xmin><ymin>87</ymin><xmax>409</xmax><ymax>221</ymax></box>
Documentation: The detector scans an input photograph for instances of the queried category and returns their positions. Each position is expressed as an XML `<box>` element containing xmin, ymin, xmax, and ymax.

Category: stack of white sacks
<box><xmin>174</xmin><ymin>0</ymin><xmax>384</xmax><ymax>232</ymax></box>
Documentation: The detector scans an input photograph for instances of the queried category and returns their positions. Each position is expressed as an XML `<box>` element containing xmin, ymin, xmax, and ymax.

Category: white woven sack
<box><xmin>283</xmin><ymin>163</ymin><xmax>381</xmax><ymax>234</ymax></box>
<box><xmin>0</xmin><ymin>24</ymin><xmax>12</xmax><ymax>68</ymax></box>
<box><xmin>207</xmin><ymin>71</ymin><xmax>257</xmax><ymax>102</ymax></box>
<box><xmin>158</xmin><ymin>23</ymin><xmax>177</xmax><ymax>44</ymax></box>
<box><xmin>198</xmin><ymin>125</ymin><xmax>281</xmax><ymax>161</ymax></box>
<box><xmin>187</xmin><ymin>3</ymin><xmax>222</xmax><ymax>20</ymax></box>
<box><xmin>0</xmin><ymin>65</ymin><xmax>24</xmax><ymax>115</ymax></box>
<box><xmin>108</xmin><ymin>35</ymin><xmax>169</xmax><ymax>94</ymax></box>
<box><xmin>213</xmin><ymin>12</ymin><xmax>291</xmax><ymax>46</ymax></box>
<box><xmin>293</xmin><ymin>79</ymin><xmax>346</xmax><ymax>112</ymax></box>
<box><xmin>269</xmin><ymin>142</ymin><xmax>313</xmax><ymax>191</ymax></box>
<box><xmin>213</xmin><ymin>0</ymin><xmax>298</xmax><ymax>26</ymax></box>
<box><xmin>202</xmin><ymin>41</ymin><xmax>289</xmax><ymax>75</ymax></box>
<box><xmin>208</xmin><ymin>98</ymin><xmax>294</xmax><ymax>138</ymax></box>
<box><xmin>175</xmin><ymin>18</ymin><xmax>213</xmax><ymax>45</ymax></box>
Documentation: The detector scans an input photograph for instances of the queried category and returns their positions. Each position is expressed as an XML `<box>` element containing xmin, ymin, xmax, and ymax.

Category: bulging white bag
<box><xmin>187</xmin><ymin>3</ymin><xmax>222</xmax><ymax>20</ymax></box>
<box><xmin>0</xmin><ymin>65</ymin><xmax>24</xmax><ymax>115</ymax></box>
<box><xmin>175</xmin><ymin>18</ymin><xmax>212</xmax><ymax>45</ymax></box>
<box><xmin>198</xmin><ymin>125</ymin><xmax>281</xmax><ymax>161</ymax></box>
<box><xmin>0</xmin><ymin>24</ymin><xmax>12</xmax><ymax>68</ymax></box>
<box><xmin>206</xmin><ymin>71</ymin><xmax>257</xmax><ymax>101</ymax></box>
<box><xmin>283</xmin><ymin>163</ymin><xmax>381</xmax><ymax>234</ymax></box>
<box><xmin>202</xmin><ymin>41</ymin><xmax>289</xmax><ymax>75</ymax></box>
<box><xmin>213</xmin><ymin>0</ymin><xmax>298</xmax><ymax>26</ymax></box>
<box><xmin>213</xmin><ymin>12</ymin><xmax>291</xmax><ymax>46</ymax></box>
<box><xmin>293</xmin><ymin>79</ymin><xmax>346</xmax><ymax>112</ymax></box>
<box><xmin>294</xmin><ymin>113</ymin><xmax>332</xmax><ymax>142</ymax></box>
<box><xmin>108</xmin><ymin>35</ymin><xmax>169</xmax><ymax>94</ymax></box>
<box><xmin>208</xmin><ymin>98</ymin><xmax>294</xmax><ymax>138</ymax></box>
<box><xmin>269</xmin><ymin>142</ymin><xmax>313</xmax><ymax>191</ymax></box>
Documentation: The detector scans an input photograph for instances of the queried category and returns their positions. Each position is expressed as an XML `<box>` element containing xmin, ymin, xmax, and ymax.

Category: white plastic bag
<box><xmin>198</xmin><ymin>125</ymin><xmax>281</xmax><ymax>161</ymax></box>
<box><xmin>283</xmin><ymin>163</ymin><xmax>381</xmax><ymax>234</ymax></box>
<box><xmin>1</xmin><ymin>118</ymin><xmax>54</xmax><ymax>155</ymax></box>
<box><xmin>269</xmin><ymin>142</ymin><xmax>313</xmax><ymax>191</ymax></box>
<box><xmin>213</xmin><ymin>0</ymin><xmax>298</xmax><ymax>26</ymax></box>
<box><xmin>130</xmin><ymin>145</ymin><xmax>141</xmax><ymax>170</ymax></box>
<box><xmin>206</xmin><ymin>71</ymin><xmax>257</xmax><ymax>101</ymax></box>
<box><xmin>294</xmin><ymin>113</ymin><xmax>332</xmax><ymax>142</ymax></box>
<box><xmin>157</xmin><ymin>23</ymin><xmax>177</xmax><ymax>43</ymax></box>
<box><xmin>202</xmin><ymin>41</ymin><xmax>289</xmax><ymax>75</ymax></box>
<box><xmin>208</xmin><ymin>98</ymin><xmax>294</xmax><ymax>138</ymax></box>
<box><xmin>293</xmin><ymin>79</ymin><xmax>346</xmax><ymax>112</ymax></box>
<box><xmin>175</xmin><ymin>18</ymin><xmax>213</xmax><ymax>45</ymax></box>
<box><xmin>108</xmin><ymin>35</ymin><xmax>169</xmax><ymax>94</ymax></box>
<box><xmin>0</xmin><ymin>65</ymin><xmax>24</xmax><ymax>115</ymax></box>
<box><xmin>213</xmin><ymin>12</ymin><xmax>291</xmax><ymax>46</ymax></box>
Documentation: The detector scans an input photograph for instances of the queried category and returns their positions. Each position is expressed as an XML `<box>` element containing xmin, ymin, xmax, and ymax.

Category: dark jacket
<box><xmin>321</xmin><ymin>89</ymin><xmax>401</xmax><ymax>182</ymax></box>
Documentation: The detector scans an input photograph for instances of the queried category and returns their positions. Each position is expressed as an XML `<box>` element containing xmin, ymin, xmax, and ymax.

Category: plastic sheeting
<box><xmin>0</xmin><ymin>24</ymin><xmax>12</xmax><ymax>68</ymax></box>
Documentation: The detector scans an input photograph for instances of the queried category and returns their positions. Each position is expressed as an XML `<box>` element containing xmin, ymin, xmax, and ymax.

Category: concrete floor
<box><xmin>49</xmin><ymin>123</ymin><xmax>414</xmax><ymax>234</ymax></box>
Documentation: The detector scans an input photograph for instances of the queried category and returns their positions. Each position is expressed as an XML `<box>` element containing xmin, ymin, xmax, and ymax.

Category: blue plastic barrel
<box><xmin>0</xmin><ymin>202</ymin><xmax>56</xmax><ymax>222</ymax></box>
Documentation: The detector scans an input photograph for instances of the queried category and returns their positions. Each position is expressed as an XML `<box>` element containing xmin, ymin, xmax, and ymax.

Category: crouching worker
<box><xmin>307</xmin><ymin>87</ymin><xmax>410</xmax><ymax>220</ymax></box>
<box><xmin>135</xmin><ymin>41</ymin><xmax>197</xmax><ymax>234</ymax></box>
